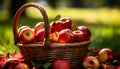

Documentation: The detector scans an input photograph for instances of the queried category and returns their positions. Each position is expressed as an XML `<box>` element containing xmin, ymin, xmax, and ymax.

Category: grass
<box><xmin>0</xmin><ymin>7</ymin><xmax>120</xmax><ymax>55</ymax></box>
<box><xmin>0</xmin><ymin>25</ymin><xmax>17</xmax><ymax>55</ymax></box>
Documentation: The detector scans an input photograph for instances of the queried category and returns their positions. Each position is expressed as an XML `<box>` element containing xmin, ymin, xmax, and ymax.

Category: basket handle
<box><xmin>13</xmin><ymin>3</ymin><xmax>50</xmax><ymax>46</ymax></box>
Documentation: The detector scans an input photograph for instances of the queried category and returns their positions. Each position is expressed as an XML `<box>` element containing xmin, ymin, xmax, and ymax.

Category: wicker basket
<box><xmin>13</xmin><ymin>3</ymin><xmax>90</xmax><ymax>67</ymax></box>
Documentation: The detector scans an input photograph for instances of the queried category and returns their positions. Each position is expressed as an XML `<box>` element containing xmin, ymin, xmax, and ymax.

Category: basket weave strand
<box><xmin>13</xmin><ymin>2</ymin><xmax>90</xmax><ymax>67</ymax></box>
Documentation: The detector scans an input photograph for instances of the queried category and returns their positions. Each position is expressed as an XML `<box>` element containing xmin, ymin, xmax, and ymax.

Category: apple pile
<box><xmin>0</xmin><ymin>48</ymin><xmax>120</xmax><ymax>69</ymax></box>
<box><xmin>0</xmin><ymin>53</ymin><xmax>29</xmax><ymax>69</ymax></box>
<box><xmin>48</xmin><ymin>48</ymin><xmax>120</xmax><ymax>69</ymax></box>
<box><xmin>82</xmin><ymin>48</ymin><xmax>120</xmax><ymax>69</ymax></box>
<box><xmin>17</xmin><ymin>17</ymin><xmax>91</xmax><ymax>44</ymax></box>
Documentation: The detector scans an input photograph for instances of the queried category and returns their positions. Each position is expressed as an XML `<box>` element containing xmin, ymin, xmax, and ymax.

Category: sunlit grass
<box><xmin>0</xmin><ymin>27</ymin><xmax>19</xmax><ymax>55</ymax></box>
<box><xmin>25</xmin><ymin>7</ymin><xmax>120</xmax><ymax>25</ymax></box>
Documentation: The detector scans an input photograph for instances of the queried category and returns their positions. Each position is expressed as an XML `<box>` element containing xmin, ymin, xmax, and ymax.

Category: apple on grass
<box><xmin>3</xmin><ymin>60</ymin><xmax>20</xmax><ymax>69</ymax></box>
<box><xmin>77</xmin><ymin>26</ymin><xmax>91</xmax><ymax>40</ymax></box>
<box><xmin>73</xmin><ymin>30</ymin><xmax>86</xmax><ymax>42</ymax></box>
<box><xmin>58</xmin><ymin>29</ymin><xmax>74</xmax><ymax>43</ymax></box>
<box><xmin>102</xmin><ymin>64</ymin><xmax>114</xmax><ymax>69</ymax></box>
<box><xmin>110</xmin><ymin>53</ymin><xmax>120</xmax><ymax>65</ymax></box>
<box><xmin>11</xmin><ymin>53</ymin><xmax>24</xmax><ymax>62</ymax></box>
<box><xmin>83</xmin><ymin>56</ymin><xmax>100</xmax><ymax>69</ymax></box>
<box><xmin>60</xmin><ymin>17</ymin><xmax>73</xmax><ymax>29</ymax></box>
<box><xmin>117</xmin><ymin>66</ymin><xmax>120</xmax><ymax>69</ymax></box>
<box><xmin>18</xmin><ymin>28</ymin><xmax>36</xmax><ymax>44</ymax></box>
<box><xmin>98</xmin><ymin>48</ymin><xmax>113</xmax><ymax>63</ymax></box>
<box><xmin>0</xmin><ymin>55</ymin><xmax>8</xmax><ymax>68</ymax></box>
<box><xmin>34</xmin><ymin>22</ymin><xmax>44</xmax><ymax>33</ymax></box>
<box><xmin>3</xmin><ymin>60</ymin><xmax>29</xmax><ymax>69</ymax></box>
<box><xmin>13</xmin><ymin>63</ymin><xmax>29</xmax><ymax>69</ymax></box>
<box><xmin>32</xmin><ymin>67</ymin><xmax>43</xmax><ymax>69</ymax></box>
<box><xmin>52</xmin><ymin>59</ymin><xmax>70</xmax><ymax>69</ymax></box>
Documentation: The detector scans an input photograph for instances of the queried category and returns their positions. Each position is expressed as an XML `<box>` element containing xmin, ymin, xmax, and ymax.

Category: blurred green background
<box><xmin>0</xmin><ymin>0</ymin><xmax>120</xmax><ymax>55</ymax></box>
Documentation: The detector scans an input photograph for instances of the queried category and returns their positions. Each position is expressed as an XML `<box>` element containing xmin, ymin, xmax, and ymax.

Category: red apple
<box><xmin>102</xmin><ymin>64</ymin><xmax>114</xmax><ymax>69</ymax></box>
<box><xmin>3</xmin><ymin>60</ymin><xmax>19</xmax><ymax>69</ymax></box>
<box><xmin>60</xmin><ymin>17</ymin><xmax>73</xmax><ymax>29</ymax></box>
<box><xmin>36</xmin><ymin>28</ymin><xmax>45</xmax><ymax>41</ymax></box>
<box><xmin>73</xmin><ymin>30</ymin><xmax>86</xmax><ymax>42</ymax></box>
<box><xmin>77</xmin><ymin>26</ymin><xmax>91</xmax><ymax>40</ymax></box>
<box><xmin>14</xmin><ymin>63</ymin><xmax>29</xmax><ymax>69</ymax></box>
<box><xmin>52</xmin><ymin>31</ymin><xmax>59</xmax><ymax>42</ymax></box>
<box><xmin>117</xmin><ymin>66</ymin><xmax>120</xmax><ymax>69</ymax></box>
<box><xmin>110</xmin><ymin>54</ymin><xmax>120</xmax><ymax>65</ymax></box>
<box><xmin>0</xmin><ymin>65</ymin><xmax>2</xmax><ymax>69</ymax></box>
<box><xmin>88</xmin><ymin>48</ymin><xmax>101</xmax><ymax>54</ymax></box>
<box><xmin>4</xmin><ymin>60</ymin><xmax>29</xmax><ymax>69</ymax></box>
<box><xmin>51</xmin><ymin>21</ymin><xmax>64</xmax><ymax>32</ymax></box>
<box><xmin>18</xmin><ymin>26</ymin><xmax>30</xmax><ymax>35</ymax></box>
<box><xmin>11</xmin><ymin>53</ymin><xmax>24</xmax><ymax>61</ymax></box>
<box><xmin>18</xmin><ymin>28</ymin><xmax>36</xmax><ymax>44</ymax></box>
<box><xmin>112</xmin><ymin>59</ymin><xmax>120</xmax><ymax>66</ymax></box>
<box><xmin>0</xmin><ymin>55</ymin><xmax>8</xmax><ymax>68</ymax></box>
<box><xmin>32</xmin><ymin>67</ymin><xmax>43</xmax><ymax>69</ymax></box>
<box><xmin>34</xmin><ymin>22</ymin><xmax>44</xmax><ymax>33</ymax></box>
<box><xmin>53</xmin><ymin>59</ymin><xmax>70</xmax><ymax>69</ymax></box>
<box><xmin>83</xmin><ymin>56</ymin><xmax>100</xmax><ymax>69</ymax></box>
<box><xmin>58</xmin><ymin>29</ymin><xmax>74</xmax><ymax>43</ymax></box>
<box><xmin>98</xmin><ymin>48</ymin><xmax>113</xmax><ymax>63</ymax></box>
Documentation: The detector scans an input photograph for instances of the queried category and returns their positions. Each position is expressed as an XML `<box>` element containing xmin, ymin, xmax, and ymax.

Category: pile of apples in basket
<box><xmin>0</xmin><ymin>16</ymin><xmax>120</xmax><ymax>69</ymax></box>
<box><xmin>18</xmin><ymin>16</ymin><xmax>91</xmax><ymax>44</ymax></box>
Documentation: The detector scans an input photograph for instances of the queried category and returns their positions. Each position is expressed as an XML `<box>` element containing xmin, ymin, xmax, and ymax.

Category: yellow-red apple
<box><xmin>98</xmin><ymin>48</ymin><xmax>113</xmax><ymax>63</ymax></box>
<box><xmin>18</xmin><ymin>28</ymin><xmax>36</xmax><ymax>44</ymax></box>
<box><xmin>18</xmin><ymin>26</ymin><xmax>30</xmax><ymax>35</ymax></box>
<box><xmin>83</xmin><ymin>56</ymin><xmax>100</xmax><ymax>69</ymax></box>
<box><xmin>52</xmin><ymin>32</ymin><xmax>59</xmax><ymax>42</ymax></box>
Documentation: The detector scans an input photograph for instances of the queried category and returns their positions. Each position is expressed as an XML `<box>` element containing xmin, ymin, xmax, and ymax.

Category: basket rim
<box><xmin>16</xmin><ymin>40</ymin><xmax>90</xmax><ymax>47</ymax></box>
